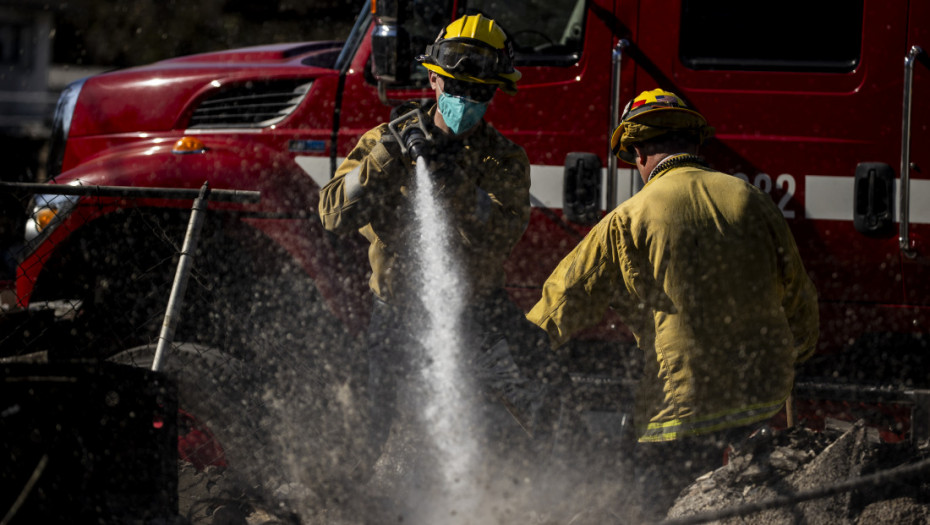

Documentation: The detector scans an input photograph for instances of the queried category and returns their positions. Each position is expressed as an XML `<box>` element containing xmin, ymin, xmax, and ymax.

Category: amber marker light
<box><xmin>172</xmin><ymin>136</ymin><xmax>207</xmax><ymax>154</ymax></box>
<box><xmin>34</xmin><ymin>208</ymin><xmax>58</xmax><ymax>232</ymax></box>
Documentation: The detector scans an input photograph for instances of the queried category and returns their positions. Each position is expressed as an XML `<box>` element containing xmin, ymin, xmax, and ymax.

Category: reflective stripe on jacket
<box><xmin>318</xmin><ymin>108</ymin><xmax>531</xmax><ymax>304</ymax></box>
<box><xmin>528</xmin><ymin>163</ymin><xmax>819</xmax><ymax>442</ymax></box>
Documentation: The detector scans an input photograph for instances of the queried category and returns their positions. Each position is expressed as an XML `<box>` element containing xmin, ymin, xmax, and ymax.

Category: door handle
<box><xmin>607</xmin><ymin>39</ymin><xmax>630</xmax><ymax>212</ymax></box>
<box><xmin>899</xmin><ymin>45</ymin><xmax>924</xmax><ymax>258</ymax></box>
<box><xmin>563</xmin><ymin>152</ymin><xmax>602</xmax><ymax>225</ymax></box>
<box><xmin>854</xmin><ymin>163</ymin><xmax>894</xmax><ymax>236</ymax></box>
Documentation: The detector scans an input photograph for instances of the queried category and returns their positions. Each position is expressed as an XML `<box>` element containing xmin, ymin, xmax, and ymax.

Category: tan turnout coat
<box><xmin>528</xmin><ymin>162</ymin><xmax>819</xmax><ymax>442</ymax></box>
<box><xmin>318</xmin><ymin>110</ymin><xmax>530</xmax><ymax>304</ymax></box>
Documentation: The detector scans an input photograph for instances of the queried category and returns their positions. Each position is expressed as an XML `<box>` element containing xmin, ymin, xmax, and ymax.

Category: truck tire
<box><xmin>110</xmin><ymin>333</ymin><xmax>370</xmax><ymax>519</ymax></box>
<box><xmin>108</xmin><ymin>344</ymin><xmax>272</xmax><ymax>509</ymax></box>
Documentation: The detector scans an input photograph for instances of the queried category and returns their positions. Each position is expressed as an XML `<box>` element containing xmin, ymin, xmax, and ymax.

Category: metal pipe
<box><xmin>794</xmin><ymin>380</ymin><xmax>929</xmax><ymax>402</ymax></box>
<box><xmin>606</xmin><ymin>39</ymin><xmax>630</xmax><ymax>213</ymax></box>
<box><xmin>151</xmin><ymin>182</ymin><xmax>212</xmax><ymax>372</ymax></box>
<box><xmin>0</xmin><ymin>181</ymin><xmax>260</xmax><ymax>203</ymax></box>
<box><xmin>899</xmin><ymin>45</ymin><xmax>923</xmax><ymax>259</ymax></box>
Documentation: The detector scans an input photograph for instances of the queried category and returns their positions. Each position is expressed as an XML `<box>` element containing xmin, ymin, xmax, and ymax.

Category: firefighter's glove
<box><xmin>378</xmin><ymin>131</ymin><xmax>404</xmax><ymax>161</ymax></box>
<box><xmin>387</xmin><ymin>102</ymin><xmax>435</xmax><ymax>163</ymax></box>
<box><xmin>375</xmin><ymin>131</ymin><xmax>414</xmax><ymax>184</ymax></box>
<box><xmin>342</xmin><ymin>132</ymin><xmax>409</xmax><ymax>204</ymax></box>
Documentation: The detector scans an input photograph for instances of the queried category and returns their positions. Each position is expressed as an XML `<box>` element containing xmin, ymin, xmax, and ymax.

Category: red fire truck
<box><xmin>5</xmin><ymin>0</ymin><xmax>928</xmax><ymax>480</ymax></box>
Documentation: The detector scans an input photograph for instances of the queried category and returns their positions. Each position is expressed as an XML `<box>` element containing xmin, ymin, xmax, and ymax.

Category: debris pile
<box><xmin>174</xmin><ymin>419</ymin><xmax>930</xmax><ymax>525</ymax></box>
<box><xmin>666</xmin><ymin>421</ymin><xmax>930</xmax><ymax>525</ymax></box>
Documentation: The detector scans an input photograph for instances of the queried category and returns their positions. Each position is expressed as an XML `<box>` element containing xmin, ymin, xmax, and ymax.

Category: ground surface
<box><xmin>176</xmin><ymin>420</ymin><xmax>930</xmax><ymax>525</ymax></box>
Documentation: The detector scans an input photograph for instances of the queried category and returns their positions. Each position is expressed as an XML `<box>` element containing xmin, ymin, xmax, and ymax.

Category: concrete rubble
<box><xmin>666</xmin><ymin>421</ymin><xmax>930</xmax><ymax>525</ymax></box>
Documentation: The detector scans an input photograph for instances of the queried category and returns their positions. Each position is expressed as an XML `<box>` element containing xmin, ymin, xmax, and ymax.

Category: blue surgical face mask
<box><xmin>438</xmin><ymin>92</ymin><xmax>488</xmax><ymax>135</ymax></box>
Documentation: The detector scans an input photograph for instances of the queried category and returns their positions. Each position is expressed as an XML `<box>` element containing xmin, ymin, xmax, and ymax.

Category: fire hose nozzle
<box><xmin>387</xmin><ymin>108</ymin><xmax>434</xmax><ymax>161</ymax></box>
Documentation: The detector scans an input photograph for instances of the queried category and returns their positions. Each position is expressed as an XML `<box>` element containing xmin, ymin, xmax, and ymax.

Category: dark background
<box><xmin>51</xmin><ymin>0</ymin><xmax>363</xmax><ymax>68</ymax></box>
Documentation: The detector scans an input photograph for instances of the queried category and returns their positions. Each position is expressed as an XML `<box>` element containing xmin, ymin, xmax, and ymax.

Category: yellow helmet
<box><xmin>417</xmin><ymin>14</ymin><xmax>521</xmax><ymax>95</ymax></box>
<box><xmin>610</xmin><ymin>89</ymin><xmax>713</xmax><ymax>164</ymax></box>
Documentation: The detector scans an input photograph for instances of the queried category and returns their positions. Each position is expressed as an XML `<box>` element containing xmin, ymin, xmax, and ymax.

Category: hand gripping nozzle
<box><xmin>387</xmin><ymin>107</ymin><xmax>434</xmax><ymax>161</ymax></box>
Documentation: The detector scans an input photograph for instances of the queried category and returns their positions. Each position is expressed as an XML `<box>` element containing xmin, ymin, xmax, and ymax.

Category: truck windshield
<box><xmin>466</xmin><ymin>0</ymin><xmax>585</xmax><ymax>65</ymax></box>
<box><xmin>335</xmin><ymin>0</ymin><xmax>374</xmax><ymax>73</ymax></box>
<box><xmin>372</xmin><ymin>0</ymin><xmax>586</xmax><ymax>88</ymax></box>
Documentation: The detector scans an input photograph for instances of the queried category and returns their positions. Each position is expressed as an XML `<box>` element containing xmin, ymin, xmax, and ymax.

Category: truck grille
<box><xmin>188</xmin><ymin>79</ymin><xmax>312</xmax><ymax>128</ymax></box>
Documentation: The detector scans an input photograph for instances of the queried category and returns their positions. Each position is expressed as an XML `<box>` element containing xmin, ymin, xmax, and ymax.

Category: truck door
<box><xmin>633</xmin><ymin>0</ymin><xmax>911</xmax><ymax>350</ymax></box>
<box><xmin>902</xmin><ymin>1</ymin><xmax>930</xmax><ymax>309</ymax></box>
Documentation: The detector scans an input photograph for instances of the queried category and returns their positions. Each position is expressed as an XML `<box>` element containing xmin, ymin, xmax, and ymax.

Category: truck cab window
<box><xmin>465</xmin><ymin>0</ymin><xmax>585</xmax><ymax>66</ymax></box>
<box><xmin>367</xmin><ymin>0</ymin><xmax>585</xmax><ymax>88</ymax></box>
<box><xmin>679</xmin><ymin>0</ymin><xmax>863</xmax><ymax>72</ymax></box>
<box><xmin>403</xmin><ymin>1</ymin><xmax>454</xmax><ymax>85</ymax></box>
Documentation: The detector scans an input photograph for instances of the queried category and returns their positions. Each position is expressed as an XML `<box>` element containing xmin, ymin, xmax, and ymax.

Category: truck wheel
<box><xmin>109</xmin><ymin>343</ymin><xmax>273</xmax><ymax>521</ymax></box>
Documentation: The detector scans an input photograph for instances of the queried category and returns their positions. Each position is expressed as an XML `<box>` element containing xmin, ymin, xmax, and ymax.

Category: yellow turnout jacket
<box><xmin>318</xmin><ymin>108</ymin><xmax>530</xmax><ymax>304</ymax></box>
<box><xmin>528</xmin><ymin>162</ymin><xmax>819</xmax><ymax>442</ymax></box>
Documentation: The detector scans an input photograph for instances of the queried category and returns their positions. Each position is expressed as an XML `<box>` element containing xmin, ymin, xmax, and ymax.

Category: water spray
<box><xmin>386</xmin><ymin>108</ymin><xmax>482</xmax><ymax>522</ymax></box>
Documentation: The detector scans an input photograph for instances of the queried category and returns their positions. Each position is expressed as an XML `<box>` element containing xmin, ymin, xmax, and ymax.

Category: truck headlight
<box><xmin>25</xmin><ymin>193</ymin><xmax>80</xmax><ymax>242</ymax></box>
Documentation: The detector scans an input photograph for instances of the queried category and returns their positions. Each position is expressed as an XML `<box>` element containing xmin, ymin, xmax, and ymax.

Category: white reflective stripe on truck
<box><xmin>296</xmin><ymin>154</ymin><xmax>639</xmax><ymax>213</ymax></box>
<box><xmin>300</xmin><ymin>155</ymin><xmax>930</xmax><ymax>222</ymax></box>
<box><xmin>805</xmin><ymin>175</ymin><xmax>930</xmax><ymax>223</ymax></box>
<box><xmin>296</xmin><ymin>155</ymin><xmax>344</xmax><ymax>189</ymax></box>
<box><xmin>528</xmin><ymin>165</ymin><xmax>640</xmax><ymax>211</ymax></box>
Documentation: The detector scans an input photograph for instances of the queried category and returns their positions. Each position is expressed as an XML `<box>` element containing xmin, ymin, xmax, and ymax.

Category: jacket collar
<box><xmin>647</xmin><ymin>153</ymin><xmax>707</xmax><ymax>182</ymax></box>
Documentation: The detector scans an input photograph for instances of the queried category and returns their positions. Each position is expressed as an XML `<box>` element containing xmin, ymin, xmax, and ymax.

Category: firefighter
<box><xmin>318</xmin><ymin>13</ymin><xmax>568</xmax><ymax>500</ymax></box>
<box><xmin>528</xmin><ymin>89</ymin><xmax>820</xmax><ymax>520</ymax></box>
